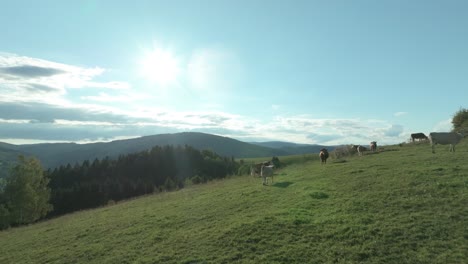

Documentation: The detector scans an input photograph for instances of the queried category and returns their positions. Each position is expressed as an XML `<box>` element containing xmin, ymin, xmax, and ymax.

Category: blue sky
<box><xmin>1</xmin><ymin>0</ymin><xmax>467</xmax><ymax>145</ymax></box>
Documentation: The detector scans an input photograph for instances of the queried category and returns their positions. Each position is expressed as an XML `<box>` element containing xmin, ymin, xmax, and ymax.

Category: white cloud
<box><xmin>383</xmin><ymin>124</ymin><xmax>404</xmax><ymax>137</ymax></box>
<box><xmin>0</xmin><ymin>53</ymin><xmax>131</xmax><ymax>103</ymax></box>
<box><xmin>215</xmin><ymin>115</ymin><xmax>407</xmax><ymax>145</ymax></box>
<box><xmin>0</xmin><ymin>118</ymin><xmax>31</xmax><ymax>124</ymax></box>
<box><xmin>432</xmin><ymin>119</ymin><xmax>452</xmax><ymax>132</ymax></box>
<box><xmin>394</xmin><ymin>112</ymin><xmax>407</xmax><ymax>117</ymax></box>
<box><xmin>81</xmin><ymin>92</ymin><xmax>147</xmax><ymax>103</ymax></box>
<box><xmin>0</xmin><ymin>100</ymin><xmax>410</xmax><ymax>145</ymax></box>
<box><xmin>53</xmin><ymin>119</ymin><xmax>125</xmax><ymax>126</ymax></box>
<box><xmin>84</xmin><ymin>81</ymin><xmax>131</xmax><ymax>90</ymax></box>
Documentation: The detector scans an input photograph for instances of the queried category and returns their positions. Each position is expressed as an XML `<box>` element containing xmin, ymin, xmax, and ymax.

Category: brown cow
<box><xmin>370</xmin><ymin>141</ymin><xmax>377</xmax><ymax>152</ymax></box>
<box><xmin>319</xmin><ymin>148</ymin><xmax>329</xmax><ymax>164</ymax></box>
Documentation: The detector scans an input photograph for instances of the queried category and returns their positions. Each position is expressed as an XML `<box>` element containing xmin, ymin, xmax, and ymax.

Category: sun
<box><xmin>139</xmin><ymin>48</ymin><xmax>181</xmax><ymax>86</ymax></box>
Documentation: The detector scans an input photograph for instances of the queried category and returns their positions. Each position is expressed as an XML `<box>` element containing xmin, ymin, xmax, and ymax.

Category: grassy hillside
<box><xmin>250</xmin><ymin>141</ymin><xmax>336</xmax><ymax>155</ymax></box>
<box><xmin>0</xmin><ymin>141</ymin><xmax>467</xmax><ymax>263</ymax></box>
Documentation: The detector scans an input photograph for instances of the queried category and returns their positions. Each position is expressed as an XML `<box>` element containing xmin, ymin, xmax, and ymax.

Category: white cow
<box><xmin>261</xmin><ymin>165</ymin><xmax>274</xmax><ymax>185</ymax></box>
<box><xmin>250</xmin><ymin>161</ymin><xmax>271</xmax><ymax>177</ymax></box>
<box><xmin>429</xmin><ymin>132</ymin><xmax>465</xmax><ymax>153</ymax></box>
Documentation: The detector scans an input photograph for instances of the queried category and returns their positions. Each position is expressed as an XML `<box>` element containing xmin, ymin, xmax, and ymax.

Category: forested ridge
<box><xmin>46</xmin><ymin>145</ymin><xmax>239</xmax><ymax>217</ymax></box>
<box><xmin>0</xmin><ymin>132</ymin><xmax>287</xmax><ymax>171</ymax></box>
<box><xmin>1</xmin><ymin>145</ymin><xmax>240</xmax><ymax>228</ymax></box>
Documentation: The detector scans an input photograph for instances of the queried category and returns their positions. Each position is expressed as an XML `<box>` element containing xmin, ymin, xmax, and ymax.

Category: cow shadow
<box><xmin>272</xmin><ymin>181</ymin><xmax>294</xmax><ymax>188</ymax></box>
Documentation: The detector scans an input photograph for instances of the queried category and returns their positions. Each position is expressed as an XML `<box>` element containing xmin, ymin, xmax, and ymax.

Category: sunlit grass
<box><xmin>1</xmin><ymin>141</ymin><xmax>467</xmax><ymax>263</ymax></box>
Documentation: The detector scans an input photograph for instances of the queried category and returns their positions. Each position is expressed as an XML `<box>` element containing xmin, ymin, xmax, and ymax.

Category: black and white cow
<box><xmin>351</xmin><ymin>145</ymin><xmax>367</xmax><ymax>156</ymax></box>
<box><xmin>411</xmin><ymin>133</ymin><xmax>428</xmax><ymax>142</ymax></box>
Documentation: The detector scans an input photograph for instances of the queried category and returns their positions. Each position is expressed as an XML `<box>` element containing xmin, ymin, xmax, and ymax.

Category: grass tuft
<box><xmin>309</xmin><ymin>191</ymin><xmax>330</xmax><ymax>199</ymax></box>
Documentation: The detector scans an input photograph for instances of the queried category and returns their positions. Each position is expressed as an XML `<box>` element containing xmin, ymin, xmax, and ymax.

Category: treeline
<box><xmin>1</xmin><ymin>145</ymin><xmax>239</xmax><ymax>229</ymax></box>
<box><xmin>47</xmin><ymin>145</ymin><xmax>239</xmax><ymax>216</ymax></box>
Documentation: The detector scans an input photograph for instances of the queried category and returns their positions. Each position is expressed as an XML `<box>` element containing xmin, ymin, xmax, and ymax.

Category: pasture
<box><xmin>0</xmin><ymin>141</ymin><xmax>467</xmax><ymax>263</ymax></box>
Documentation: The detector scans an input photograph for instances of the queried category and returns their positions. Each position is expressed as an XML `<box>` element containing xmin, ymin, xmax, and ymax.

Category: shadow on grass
<box><xmin>272</xmin><ymin>181</ymin><xmax>294</xmax><ymax>188</ymax></box>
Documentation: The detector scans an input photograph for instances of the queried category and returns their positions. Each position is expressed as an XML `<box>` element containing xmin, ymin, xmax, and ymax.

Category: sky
<box><xmin>1</xmin><ymin>0</ymin><xmax>467</xmax><ymax>146</ymax></box>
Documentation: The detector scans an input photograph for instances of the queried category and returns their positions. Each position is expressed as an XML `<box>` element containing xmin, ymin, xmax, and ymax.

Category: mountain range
<box><xmin>0</xmin><ymin>132</ymin><xmax>335</xmax><ymax>177</ymax></box>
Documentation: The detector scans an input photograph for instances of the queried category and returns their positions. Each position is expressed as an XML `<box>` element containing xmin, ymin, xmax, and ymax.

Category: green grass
<box><xmin>241</xmin><ymin>153</ymin><xmax>316</xmax><ymax>165</ymax></box>
<box><xmin>1</xmin><ymin>141</ymin><xmax>467</xmax><ymax>263</ymax></box>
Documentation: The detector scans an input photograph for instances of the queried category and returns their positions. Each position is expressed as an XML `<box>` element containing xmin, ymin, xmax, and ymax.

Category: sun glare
<box><xmin>140</xmin><ymin>48</ymin><xmax>180</xmax><ymax>86</ymax></box>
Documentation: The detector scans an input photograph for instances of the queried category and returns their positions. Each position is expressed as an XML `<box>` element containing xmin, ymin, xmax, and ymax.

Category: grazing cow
<box><xmin>261</xmin><ymin>165</ymin><xmax>274</xmax><ymax>185</ymax></box>
<box><xmin>411</xmin><ymin>133</ymin><xmax>428</xmax><ymax>142</ymax></box>
<box><xmin>370</xmin><ymin>141</ymin><xmax>377</xmax><ymax>152</ymax></box>
<box><xmin>429</xmin><ymin>132</ymin><xmax>465</xmax><ymax>153</ymax></box>
<box><xmin>319</xmin><ymin>148</ymin><xmax>329</xmax><ymax>164</ymax></box>
<box><xmin>351</xmin><ymin>145</ymin><xmax>367</xmax><ymax>156</ymax></box>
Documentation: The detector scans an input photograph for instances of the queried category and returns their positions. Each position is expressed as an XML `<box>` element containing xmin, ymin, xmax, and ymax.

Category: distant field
<box><xmin>240</xmin><ymin>153</ymin><xmax>318</xmax><ymax>166</ymax></box>
<box><xmin>1</xmin><ymin>141</ymin><xmax>467</xmax><ymax>263</ymax></box>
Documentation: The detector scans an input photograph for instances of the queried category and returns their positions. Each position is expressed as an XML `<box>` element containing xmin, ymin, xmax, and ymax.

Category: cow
<box><xmin>411</xmin><ymin>133</ymin><xmax>428</xmax><ymax>142</ymax></box>
<box><xmin>351</xmin><ymin>145</ymin><xmax>367</xmax><ymax>156</ymax></box>
<box><xmin>250</xmin><ymin>161</ymin><xmax>271</xmax><ymax>177</ymax></box>
<box><xmin>370</xmin><ymin>141</ymin><xmax>377</xmax><ymax>152</ymax></box>
<box><xmin>429</xmin><ymin>132</ymin><xmax>466</xmax><ymax>153</ymax></box>
<box><xmin>319</xmin><ymin>148</ymin><xmax>329</xmax><ymax>164</ymax></box>
<box><xmin>261</xmin><ymin>165</ymin><xmax>274</xmax><ymax>185</ymax></box>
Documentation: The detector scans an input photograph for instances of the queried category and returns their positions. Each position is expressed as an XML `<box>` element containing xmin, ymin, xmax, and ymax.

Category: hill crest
<box><xmin>1</xmin><ymin>132</ymin><xmax>292</xmax><ymax>170</ymax></box>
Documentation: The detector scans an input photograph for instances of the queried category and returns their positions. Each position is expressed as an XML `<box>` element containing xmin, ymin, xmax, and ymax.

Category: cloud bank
<box><xmin>0</xmin><ymin>52</ymin><xmax>130</xmax><ymax>103</ymax></box>
<box><xmin>0</xmin><ymin>52</ymin><xmax>416</xmax><ymax>145</ymax></box>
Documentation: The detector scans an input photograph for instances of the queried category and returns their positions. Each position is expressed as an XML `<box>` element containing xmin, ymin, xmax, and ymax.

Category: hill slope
<box><xmin>0</xmin><ymin>132</ymin><xmax>288</xmax><ymax>170</ymax></box>
<box><xmin>0</xmin><ymin>141</ymin><xmax>467</xmax><ymax>263</ymax></box>
<box><xmin>250</xmin><ymin>141</ymin><xmax>337</xmax><ymax>154</ymax></box>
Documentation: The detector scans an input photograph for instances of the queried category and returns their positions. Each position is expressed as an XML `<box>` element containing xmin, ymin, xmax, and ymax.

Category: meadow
<box><xmin>0</xmin><ymin>141</ymin><xmax>467</xmax><ymax>263</ymax></box>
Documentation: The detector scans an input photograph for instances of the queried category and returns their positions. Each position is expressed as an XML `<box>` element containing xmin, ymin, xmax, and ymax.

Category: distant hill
<box><xmin>0</xmin><ymin>146</ymin><xmax>28</xmax><ymax>178</ymax></box>
<box><xmin>0</xmin><ymin>132</ymin><xmax>289</xmax><ymax>171</ymax></box>
<box><xmin>250</xmin><ymin>141</ymin><xmax>336</xmax><ymax>155</ymax></box>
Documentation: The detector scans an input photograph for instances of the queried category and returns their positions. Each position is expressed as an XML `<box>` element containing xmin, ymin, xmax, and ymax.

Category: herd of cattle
<box><xmin>350</xmin><ymin>141</ymin><xmax>378</xmax><ymax>157</ymax></box>
<box><xmin>251</xmin><ymin>131</ymin><xmax>467</xmax><ymax>185</ymax></box>
<box><xmin>344</xmin><ymin>131</ymin><xmax>465</xmax><ymax>156</ymax></box>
